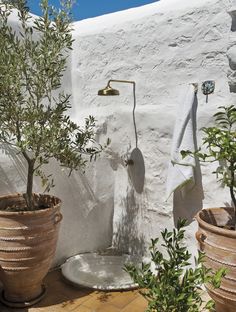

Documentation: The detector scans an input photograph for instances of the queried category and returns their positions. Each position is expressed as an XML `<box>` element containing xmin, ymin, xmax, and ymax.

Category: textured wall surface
<box><xmin>69</xmin><ymin>0</ymin><xmax>234</xmax><ymax>260</ymax></box>
<box><xmin>2</xmin><ymin>0</ymin><xmax>235</xmax><ymax>265</ymax></box>
<box><xmin>228</xmin><ymin>6</ymin><xmax>236</xmax><ymax>92</ymax></box>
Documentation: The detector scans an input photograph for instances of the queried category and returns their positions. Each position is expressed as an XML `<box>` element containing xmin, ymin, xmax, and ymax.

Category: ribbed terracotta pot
<box><xmin>196</xmin><ymin>207</ymin><xmax>236</xmax><ymax>312</ymax></box>
<box><xmin>0</xmin><ymin>193</ymin><xmax>62</xmax><ymax>308</ymax></box>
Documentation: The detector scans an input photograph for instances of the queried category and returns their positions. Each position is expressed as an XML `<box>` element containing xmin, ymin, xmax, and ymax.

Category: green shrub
<box><xmin>181</xmin><ymin>105</ymin><xmax>236</xmax><ymax>226</ymax></box>
<box><xmin>124</xmin><ymin>219</ymin><xmax>226</xmax><ymax>312</ymax></box>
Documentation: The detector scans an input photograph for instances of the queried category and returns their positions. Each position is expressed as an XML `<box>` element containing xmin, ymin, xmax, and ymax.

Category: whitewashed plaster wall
<box><xmin>2</xmin><ymin>0</ymin><xmax>235</xmax><ymax>265</ymax></box>
<box><xmin>69</xmin><ymin>0</ymin><xmax>235</xmax><ymax>261</ymax></box>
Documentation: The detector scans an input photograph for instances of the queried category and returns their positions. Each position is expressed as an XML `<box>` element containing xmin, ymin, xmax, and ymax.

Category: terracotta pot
<box><xmin>0</xmin><ymin>193</ymin><xmax>62</xmax><ymax>308</ymax></box>
<box><xmin>196</xmin><ymin>207</ymin><xmax>236</xmax><ymax>312</ymax></box>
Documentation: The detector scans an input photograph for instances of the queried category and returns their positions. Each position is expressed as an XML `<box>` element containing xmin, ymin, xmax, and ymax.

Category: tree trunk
<box><xmin>24</xmin><ymin>159</ymin><xmax>35</xmax><ymax>210</ymax></box>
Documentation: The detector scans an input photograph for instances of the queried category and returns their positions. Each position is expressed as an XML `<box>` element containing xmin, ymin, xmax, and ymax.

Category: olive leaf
<box><xmin>0</xmin><ymin>0</ymin><xmax>108</xmax><ymax>210</ymax></box>
<box><xmin>124</xmin><ymin>220</ymin><xmax>226</xmax><ymax>312</ymax></box>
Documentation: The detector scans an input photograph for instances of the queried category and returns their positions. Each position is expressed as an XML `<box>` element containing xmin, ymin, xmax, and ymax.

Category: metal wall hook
<box><xmin>190</xmin><ymin>81</ymin><xmax>215</xmax><ymax>102</ymax></box>
<box><xmin>201</xmin><ymin>80</ymin><xmax>215</xmax><ymax>103</ymax></box>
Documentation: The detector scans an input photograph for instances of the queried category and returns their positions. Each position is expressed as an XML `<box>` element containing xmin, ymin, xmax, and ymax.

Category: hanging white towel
<box><xmin>166</xmin><ymin>84</ymin><xmax>197</xmax><ymax>199</ymax></box>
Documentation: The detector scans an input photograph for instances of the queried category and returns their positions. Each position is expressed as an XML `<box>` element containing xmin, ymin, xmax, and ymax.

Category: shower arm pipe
<box><xmin>107</xmin><ymin>79</ymin><xmax>136</xmax><ymax>86</ymax></box>
<box><xmin>107</xmin><ymin>79</ymin><xmax>138</xmax><ymax>149</ymax></box>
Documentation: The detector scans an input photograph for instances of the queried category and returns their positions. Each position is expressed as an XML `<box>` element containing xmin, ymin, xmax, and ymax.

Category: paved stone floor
<box><xmin>0</xmin><ymin>269</ymin><xmax>148</xmax><ymax>312</ymax></box>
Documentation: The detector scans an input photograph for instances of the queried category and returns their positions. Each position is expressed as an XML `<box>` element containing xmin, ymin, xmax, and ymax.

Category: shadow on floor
<box><xmin>0</xmin><ymin>270</ymin><xmax>92</xmax><ymax>312</ymax></box>
<box><xmin>37</xmin><ymin>270</ymin><xmax>93</xmax><ymax>308</ymax></box>
<box><xmin>0</xmin><ymin>269</ymin><xmax>147</xmax><ymax>312</ymax></box>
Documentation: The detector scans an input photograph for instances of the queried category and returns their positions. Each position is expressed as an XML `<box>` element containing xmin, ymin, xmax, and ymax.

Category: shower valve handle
<box><xmin>125</xmin><ymin>159</ymin><xmax>134</xmax><ymax>166</ymax></box>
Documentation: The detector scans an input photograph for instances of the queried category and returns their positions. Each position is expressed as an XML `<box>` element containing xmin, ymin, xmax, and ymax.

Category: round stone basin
<box><xmin>61</xmin><ymin>252</ymin><xmax>139</xmax><ymax>290</ymax></box>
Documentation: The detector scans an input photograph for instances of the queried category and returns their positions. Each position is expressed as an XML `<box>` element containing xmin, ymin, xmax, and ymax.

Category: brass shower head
<box><xmin>98</xmin><ymin>79</ymin><xmax>138</xmax><ymax>150</ymax></box>
<box><xmin>97</xmin><ymin>84</ymin><xmax>119</xmax><ymax>96</ymax></box>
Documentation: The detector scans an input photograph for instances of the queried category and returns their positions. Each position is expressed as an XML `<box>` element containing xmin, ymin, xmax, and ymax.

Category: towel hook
<box><xmin>201</xmin><ymin>80</ymin><xmax>215</xmax><ymax>103</ymax></box>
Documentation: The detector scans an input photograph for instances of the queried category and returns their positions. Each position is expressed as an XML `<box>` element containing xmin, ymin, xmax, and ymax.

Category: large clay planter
<box><xmin>196</xmin><ymin>207</ymin><xmax>236</xmax><ymax>312</ymax></box>
<box><xmin>0</xmin><ymin>193</ymin><xmax>62</xmax><ymax>308</ymax></box>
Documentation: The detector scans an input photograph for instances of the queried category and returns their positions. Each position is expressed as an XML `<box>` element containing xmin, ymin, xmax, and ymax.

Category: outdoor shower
<box><xmin>98</xmin><ymin>79</ymin><xmax>145</xmax><ymax>193</ymax></box>
<box><xmin>98</xmin><ymin>79</ymin><xmax>138</xmax><ymax>159</ymax></box>
<box><xmin>61</xmin><ymin>79</ymin><xmax>143</xmax><ymax>290</ymax></box>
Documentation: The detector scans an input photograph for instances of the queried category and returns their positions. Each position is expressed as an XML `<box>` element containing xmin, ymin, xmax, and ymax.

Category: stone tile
<box><xmin>63</xmin><ymin>294</ymin><xmax>100</xmax><ymax>312</ymax></box>
<box><xmin>82</xmin><ymin>295</ymin><xmax>106</xmax><ymax>310</ymax></box>
<box><xmin>95</xmin><ymin>303</ymin><xmax>122</xmax><ymax>312</ymax></box>
<box><xmin>60</xmin><ymin>298</ymin><xmax>90</xmax><ymax>312</ymax></box>
<box><xmin>121</xmin><ymin>295</ymin><xmax>147</xmax><ymax>312</ymax></box>
<box><xmin>108</xmin><ymin>290</ymin><xmax>139</xmax><ymax>309</ymax></box>
<box><xmin>30</xmin><ymin>298</ymin><xmax>90</xmax><ymax>312</ymax></box>
<box><xmin>27</xmin><ymin>308</ymin><xmax>47</xmax><ymax>312</ymax></box>
<box><xmin>50</xmin><ymin>279</ymin><xmax>91</xmax><ymax>301</ymax></box>
<box><xmin>89</xmin><ymin>290</ymin><xmax>122</xmax><ymax>303</ymax></box>
<box><xmin>83</xmin><ymin>290</ymin><xmax>140</xmax><ymax>311</ymax></box>
<box><xmin>34</xmin><ymin>289</ymin><xmax>91</xmax><ymax>312</ymax></box>
<box><xmin>34</xmin><ymin>273</ymin><xmax>92</xmax><ymax>311</ymax></box>
<box><xmin>0</xmin><ymin>301</ymin><xmax>68</xmax><ymax>312</ymax></box>
<box><xmin>71</xmin><ymin>306</ymin><xmax>92</xmax><ymax>312</ymax></box>
<box><xmin>31</xmin><ymin>305</ymin><xmax>74</xmax><ymax>312</ymax></box>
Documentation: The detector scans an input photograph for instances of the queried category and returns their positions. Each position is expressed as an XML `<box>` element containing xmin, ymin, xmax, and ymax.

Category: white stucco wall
<box><xmin>68</xmin><ymin>0</ymin><xmax>234</xmax><ymax>260</ymax></box>
<box><xmin>2</xmin><ymin>0</ymin><xmax>235</xmax><ymax>265</ymax></box>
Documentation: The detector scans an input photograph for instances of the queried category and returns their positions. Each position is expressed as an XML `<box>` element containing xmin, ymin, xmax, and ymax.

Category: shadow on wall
<box><xmin>108</xmin><ymin>146</ymin><xmax>146</xmax><ymax>256</ymax></box>
<box><xmin>227</xmin><ymin>9</ymin><xmax>236</xmax><ymax>92</ymax></box>
<box><xmin>0</xmin><ymin>144</ymin><xmax>114</xmax><ymax>264</ymax></box>
<box><xmin>172</xmin><ymin>95</ymin><xmax>204</xmax><ymax>226</ymax></box>
<box><xmin>112</xmin><ymin>188</ymin><xmax>146</xmax><ymax>257</ymax></box>
<box><xmin>49</xmin><ymin>159</ymin><xmax>114</xmax><ymax>265</ymax></box>
<box><xmin>173</xmin><ymin>159</ymin><xmax>203</xmax><ymax>225</ymax></box>
<box><xmin>128</xmin><ymin>147</ymin><xmax>145</xmax><ymax>194</ymax></box>
<box><xmin>0</xmin><ymin>144</ymin><xmax>28</xmax><ymax>194</ymax></box>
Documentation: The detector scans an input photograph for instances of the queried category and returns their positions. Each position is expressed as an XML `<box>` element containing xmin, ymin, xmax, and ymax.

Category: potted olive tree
<box><xmin>181</xmin><ymin>105</ymin><xmax>236</xmax><ymax>312</ymax></box>
<box><xmin>0</xmin><ymin>0</ymin><xmax>105</xmax><ymax>308</ymax></box>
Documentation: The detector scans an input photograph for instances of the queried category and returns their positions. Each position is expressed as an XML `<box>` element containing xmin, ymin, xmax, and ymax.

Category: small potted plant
<box><xmin>125</xmin><ymin>219</ymin><xmax>226</xmax><ymax>312</ymax></box>
<box><xmin>181</xmin><ymin>105</ymin><xmax>236</xmax><ymax>312</ymax></box>
<box><xmin>0</xmin><ymin>0</ymin><xmax>106</xmax><ymax>308</ymax></box>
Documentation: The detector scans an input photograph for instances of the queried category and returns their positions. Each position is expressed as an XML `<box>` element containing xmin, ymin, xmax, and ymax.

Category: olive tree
<box><xmin>0</xmin><ymin>0</ymin><xmax>105</xmax><ymax>210</ymax></box>
<box><xmin>182</xmin><ymin>105</ymin><xmax>236</xmax><ymax>227</ymax></box>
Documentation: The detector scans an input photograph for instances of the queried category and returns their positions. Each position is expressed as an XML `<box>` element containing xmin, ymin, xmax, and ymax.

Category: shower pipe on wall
<box><xmin>98</xmin><ymin>79</ymin><xmax>138</xmax><ymax>166</ymax></box>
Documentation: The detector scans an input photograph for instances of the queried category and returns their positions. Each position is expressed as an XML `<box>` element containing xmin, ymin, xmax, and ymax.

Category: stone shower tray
<box><xmin>61</xmin><ymin>252</ymin><xmax>139</xmax><ymax>290</ymax></box>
